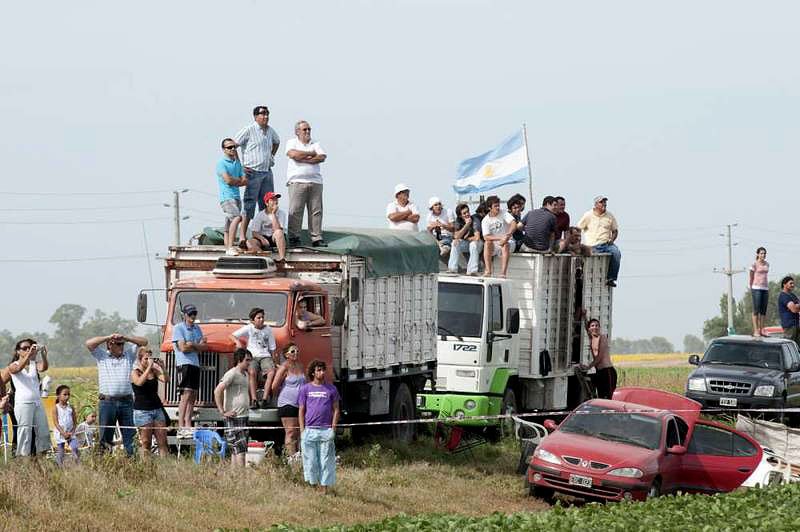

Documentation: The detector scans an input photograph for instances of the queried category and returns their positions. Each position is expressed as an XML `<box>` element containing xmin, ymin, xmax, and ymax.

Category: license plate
<box><xmin>569</xmin><ymin>474</ymin><xmax>593</xmax><ymax>488</ymax></box>
<box><xmin>720</xmin><ymin>397</ymin><xmax>737</xmax><ymax>407</ymax></box>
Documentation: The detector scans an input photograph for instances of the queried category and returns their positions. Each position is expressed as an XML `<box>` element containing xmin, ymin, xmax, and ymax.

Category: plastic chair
<box><xmin>512</xmin><ymin>416</ymin><xmax>548</xmax><ymax>474</ymax></box>
<box><xmin>193</xmin><ymin>429</ymin><xmax>227</xmax><ymax>464</ymax></box>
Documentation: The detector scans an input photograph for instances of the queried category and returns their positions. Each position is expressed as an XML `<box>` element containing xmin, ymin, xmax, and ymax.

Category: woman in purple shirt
<box><xmin>298</xmin><ymin>359</ymin><xmax>340</xmax><ymax>492</ymax></box>
<box><xmin>272</xmin><ymin>343</ymin><xmax>305</xmax><ymax>457</ymax></box>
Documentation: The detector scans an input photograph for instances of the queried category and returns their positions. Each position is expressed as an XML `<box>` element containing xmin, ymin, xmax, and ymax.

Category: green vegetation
<box><xmin>616</xmin><ymin>366</ymin><xmax>693</xmax><ymax>395</ymax></box>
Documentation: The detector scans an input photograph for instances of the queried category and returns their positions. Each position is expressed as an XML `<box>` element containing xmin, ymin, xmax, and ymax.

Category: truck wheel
<box><xmin>486</xmin><ymin>388</ymin><xmax>518</xmax><ymax>442</ymax></box>
<box><xmin>390</xmin><ymin>383</ymin><xmax>415</xmax><ymax>443</ymax></box>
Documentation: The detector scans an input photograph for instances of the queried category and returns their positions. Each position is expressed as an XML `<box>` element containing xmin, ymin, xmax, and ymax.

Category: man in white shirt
<box><xmin>481</xmin><ymin>195</ymin><xmax>511</xmax><ymax>277</ymax></box>
<box><xmin>246</xmin><ymin>192</ymin><xmax>288</xmax><ymax>261</ymax></box>
<box><xmin>285</xmin><ymin>120</ymin><xmax>327</xmax><ymax>248</ymax></box>
<box><xmin>386</xmin><ymin>184</ymin><xmax>420</xmax><ymax>231</ymax></box>
<box><xmin>231</xmin><ymin>307</ymin><xmax>277</xmax><ymax>408</ymax></box>
<box><xmin>426</xmin><ymin>196</ymin><xmax>455</xmax><ymax>260</ymax></box>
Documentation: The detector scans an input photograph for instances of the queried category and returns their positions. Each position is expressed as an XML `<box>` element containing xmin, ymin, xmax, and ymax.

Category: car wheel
<box><xmin>529</xmin><ymin>485</ymin><xmax>554</xmax><ymax>503</ymax></box>
<box><xmin>647</xmin><ymin>479</ymin><xmax>661</xmax><ymax>499</ymax></box>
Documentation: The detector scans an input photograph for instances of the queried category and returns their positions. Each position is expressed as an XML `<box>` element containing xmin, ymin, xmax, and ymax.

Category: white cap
<box><xmin>394</xmin><ymin>183</ymin><xmax>410</xmax><ymax>196</ymax></box>
<box><xmin>428</xmin><ymin>196</ymin><xmax>442</xmax><ymax>209</ymax></box>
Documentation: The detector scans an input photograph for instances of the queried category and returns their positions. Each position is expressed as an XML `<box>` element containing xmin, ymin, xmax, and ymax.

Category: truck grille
<box><xmin>164</xmin><ymin>350</ymin><xmax>223</xmax><ymax>406</ymax></box>
<box><xmin>708</xmin><ymin>380</ymin><xmax>751</xmax><ymax>395</ymax></box>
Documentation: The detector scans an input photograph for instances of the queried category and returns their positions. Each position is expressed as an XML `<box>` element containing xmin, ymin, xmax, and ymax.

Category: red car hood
<box><xmin>540</xmin><ymin>431</ymin><xmax>659</xmax><ymax>469</ymax></box>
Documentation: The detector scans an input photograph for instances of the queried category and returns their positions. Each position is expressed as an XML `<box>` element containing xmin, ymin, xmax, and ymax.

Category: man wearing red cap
<box><xmin>286</xmin><ymin>120</ymin><xmax>327</xmax><ymax>247</ymax></box>
<box><xmin>247</xmin><ymin>192</ymin><xmax>287</xmax><ymax>261</ymax></box>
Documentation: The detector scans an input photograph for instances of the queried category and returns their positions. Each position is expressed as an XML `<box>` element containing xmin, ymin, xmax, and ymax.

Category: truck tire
<box><xmin>487</xmin><ymin>388</ymin><xmax>518</xmax><ymax>442</ymax></box>
<box><xmin>390</xmin><ymin>383</ymin><xmax>415</xmax><ymax>443</ymax></box>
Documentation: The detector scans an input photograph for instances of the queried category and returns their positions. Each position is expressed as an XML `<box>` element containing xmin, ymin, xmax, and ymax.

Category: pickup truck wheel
<box><xmin>390</xmin><ymin>383</ymin><xmax>415</xmax><ymax>443</ymax></box>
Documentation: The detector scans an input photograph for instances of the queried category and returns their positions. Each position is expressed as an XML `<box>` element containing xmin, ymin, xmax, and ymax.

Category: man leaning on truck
<box><xmin>172</xmin><ymin>304</ymin><xmax>208</xmax><ymax>439</ymax></box>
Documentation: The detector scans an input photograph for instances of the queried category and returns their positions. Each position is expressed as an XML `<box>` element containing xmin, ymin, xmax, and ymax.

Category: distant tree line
<box><xmin>610</xmin><ymin>334</ymin><xmax>706</xmax><ymax>354</ymax></box>
<box><xmin>0</xmin><ymin>304</ymin><xmax>161</xmax><ymax>367</ymax></box>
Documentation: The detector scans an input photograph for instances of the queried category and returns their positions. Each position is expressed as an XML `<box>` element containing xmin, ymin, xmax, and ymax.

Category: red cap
<box><xmin>263</xmin><ymin>192</ymin><xmax>282</xmax><ymax>203</ymax></box>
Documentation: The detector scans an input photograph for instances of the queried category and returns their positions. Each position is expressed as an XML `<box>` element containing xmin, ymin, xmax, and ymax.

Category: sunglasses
<box><xmin>19</xmin><ymin>345</ymin><xmax>32</xmax><ymax>351</ymax></box>
<box><xmin>300</xmin><ymin>127</ymin><xmax>311</xmax><ymax>131</ymax></box>
<box><xmin>223</xmin><ymin>145</ymin><xmax>237</xmax><ymax>150</ymax></box>
<box><xmin>287</xmin><ymin>348</ymin><xmax>299</xmax><ymax>354</ymax></box>
<box><xmin>186</xmin><ymin>312</ymin><xmax>198</xmax><ymax>317</ymax></box>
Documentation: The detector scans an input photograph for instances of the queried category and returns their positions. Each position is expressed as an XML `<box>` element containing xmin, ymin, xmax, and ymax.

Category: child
<box><xmin>52</xmin><ymin>385</ymin><xmax>79</xmax><ymax>465</ymax></box>
<box><xmin>75</xmin><ymin>412</ymin><xmax>98</xmax><ymax>448</ymax></box>
<box><xmin>231</xmin><ymin>307</ymin><xmax>277</xmax><ymax>408</ymax></box>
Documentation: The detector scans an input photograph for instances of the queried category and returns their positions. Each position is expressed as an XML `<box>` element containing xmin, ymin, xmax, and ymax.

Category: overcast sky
<box><xmin>1</xmin><ymin>1</ymin><xmax>798</xmax><ymax>347</ymax></box>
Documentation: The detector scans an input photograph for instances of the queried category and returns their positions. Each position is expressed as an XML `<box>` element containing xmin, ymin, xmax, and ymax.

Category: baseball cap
<box><xmin>263</xmin><ymin>192</ymin><xmax>281</xmax><ymax>203</ymax></box>
<box><xmin>394</xmin><ymin>183</ymin><xmax>410</xmax><ymax>196</ymax></box>
<box><xmin>182</xmin><ymin>304</ymin><xmax>198</xmax><ymax>315</ymax></box>
<box><xmin>428</xmin><ymin>196</ymin><xmax>442</xmax><ymax>209</ymax></box>
<box><xmin>593</xmin><ymin>195</ymin><xmax>608</xmax><ymax>203</ymax></box>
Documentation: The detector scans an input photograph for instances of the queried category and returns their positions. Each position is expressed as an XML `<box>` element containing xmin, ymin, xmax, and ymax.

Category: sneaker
<box><xmin>312</xmin><ymin>240</ymin><xmax>328</xmax><ymax>248</ymax></box>
<box><xmin>225</xmin><ymin>247</ymin><xmax>240</xmax><ymax>256</ymax></box>
<box><xmin>606</xmin><ymin>280</ymin><xmax>617</xmax><ymax>287</ymax></box>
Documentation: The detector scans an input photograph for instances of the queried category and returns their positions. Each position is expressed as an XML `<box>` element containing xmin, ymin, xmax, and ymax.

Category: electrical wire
<box><xmin>0</xmin><ymin>189</ymin><xmax>173</xmax><ymax>196</ymax></box>
<box><xmin>0</xmin><ymin>217</ymin><xmax>171</xmax><ymax>225</ymax></box>
<box><xmin>0</xmin><ymin>254</ymin><xmax>153</xmax><ymax>263</ymax></box>
<box><xmin>0</xmin><ymin>203</ymin><xmax>165</xmax><ymax>212</ymax></box>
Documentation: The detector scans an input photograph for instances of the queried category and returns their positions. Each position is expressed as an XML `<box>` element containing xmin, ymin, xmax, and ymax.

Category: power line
<box><xmin>0</xmin><ymin>189</ymin><xmax>173</xmax><ymax>196</ymax></box>
<box><xmin>0</xmin><ymin>254</ymin><xmax>152</xmax><ymax>263</ymax></box>
<box><xmin>0</xmin><ymin>217</ymin><xmax>172</xmax><ymax>225</ymax></box>
<box><xmin>0</xmin><ymin>203</ymin><xmax>164</xmax><ymax>212</ymax></box>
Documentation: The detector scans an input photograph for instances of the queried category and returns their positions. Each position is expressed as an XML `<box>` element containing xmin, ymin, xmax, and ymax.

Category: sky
<box><xmin>1</xmin><ymin>0</ymin><xmax>798</xmax><ymax>348</ymax></box>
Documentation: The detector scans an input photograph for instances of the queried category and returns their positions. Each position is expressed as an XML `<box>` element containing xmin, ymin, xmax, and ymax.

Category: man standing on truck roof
<box><xmin>778</xmin><ymin>276</ymin><xmax>800</xmax><ymax>343</ymax></box>
<box><xmin>216</xmin><ymin>138</ymin><xmax>248</xmax><ymax>250</ymax></box>
<box><xmin>285</xmin><ymin>120</ymin><xmax>328</xmax><ymax>248</ymax></box>
<box><xmin>84</xmin><ymin>332</ymin><xmax>149</xmax><ymax>456</ymax></box>
<box><xmin>387</xmin><ymin>184</ymin><xmax>420</xmax><ymax>231</ymax></box>
<box><xmin>172</xmin><ymin>304</ymin><xmax>208</xmax><ymax>439</ymax></box>
<box><xmin>231</xmin><ymin>307</ymin><xmax>277</xmax><ymax>409</ymax></box>
<box><xmin>520</xmin><ymin>196</ymin><xmax>556</xmax><ymax>253</ymax></box>
<box><xmin>426</xmin><ymin>197</ymin><xmax>455</xmax><ymax>260</ymax></box>
<box><xmin>577</xmin><ymin>196</ymin><xmax>621</xmax><ymax>287</ymax></box>
<box><xmin>234</xmin><ymin>106</ymin><xmax>281</xmax><ymax>236</ymax></box>
<box><xmin>214</xmin><ymin>348</ymin><xmax>252</xmax><ymax>468</ymax></box>
<box><xmin>246</xmin><ymin>192</ymin><xmax>287</xmax><ymax>261</ymax></box>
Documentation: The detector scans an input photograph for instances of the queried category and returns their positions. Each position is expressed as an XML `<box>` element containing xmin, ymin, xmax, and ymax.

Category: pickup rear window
<box><xmin>171</xmin><ymin>291</ymin><xmax>288</xmax><ymax>326</ymax></box>
<box><xmin>702</xmin><ymin>342</ymin><xmax>784</xmax><ymax>371</ymax></box>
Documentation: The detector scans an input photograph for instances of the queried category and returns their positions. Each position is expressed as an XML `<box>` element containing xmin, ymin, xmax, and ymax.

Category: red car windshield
<box><xmin>559</xmin><ymin>404</ymin><xmax>663</xmax><ymax>450</ymax></box>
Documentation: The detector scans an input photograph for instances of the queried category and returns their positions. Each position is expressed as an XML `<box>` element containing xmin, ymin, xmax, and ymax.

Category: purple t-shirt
<box><xmin>298</xmin><ymin>383</ymin><xmax>340</xmax><ymax>429</ymax></box>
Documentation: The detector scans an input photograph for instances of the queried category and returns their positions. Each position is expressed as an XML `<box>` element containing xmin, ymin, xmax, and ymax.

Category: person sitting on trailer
<box><xmin>505</xmin><ymin>194</ymin><xmax>526</xmax><ymax>253</ymax></box>
<box><xmin>447</xmin><ymin>203</ymin><xmax>483</xmax><ymax>275</ymax></box>
<box><xmin>481</xmin><ymin>195</ymin><xmax>512</xmax><ymax>277</ymax></box>
<box><xmin>426</xmin><ymin>196</ymin><xmax>455</xmax><ymax>261</ymax></box>
<box><xmin>295</xmin><ymin>298</ymin><xmax>325</xmax><ymax>331</ymax></box>
<box><xmin>553</xmin><ymin>196</ymin><xmax>570</xmax><ymax>241</ymax></box>
<box><xmin>386</xmin><ymin>184</ymin><xmax>420</xmax><ymax>231</ymax></box>
<box><xmin>520</xmin><ymin>196</ymin><xmax>557</xmax><ymax>253</ymax></box>
<box><xmin>246</xmin><ymin>192</ymin><xmax>287</xmax><ymax>261</ymax></box>
<box><xmin>558</xmin><ymin>227</ymin><xmax>592</xmax><ymax>256</ymax></box>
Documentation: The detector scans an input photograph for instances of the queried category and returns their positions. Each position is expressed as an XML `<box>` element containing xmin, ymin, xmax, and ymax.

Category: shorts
<box><xmin>278</xmin><ymin>404</ymin><xmax>299</xmax><ymax>418</ymax></box>
<box><xmin>133</xmin><ymin>408</ymin><xmax>166</xmax><ymax>427</ymax></box>
<box><xmin>177</xmin><ymin>364</ymin><xmax>200</xmax><ymax>392</ymax></box>
<box><xmin>751</xmin><ymin>289</ymin><xmax>768</xmax><ymax>316</ymax></box>
<box><xmin>485</xmin><ymin>238</ymin><xmax>512</xmax><ymax>257</ymax></box>
<box><xmin>254</xmin><ymin>235</ymin><xmax>276</xmax><ymax>250</ymax></box>
<box><xmin>221</xmin><ymin>199</ymin><xmax>242</xmax><ymax>228</ymax></box>
<box><xmin>251</xmin><ymin>356</ymin><xmax>275</xmax><ymax>375</ymax></box>
<box><xmin>224</xmin><ymin>416</ymin><xmax>249</xmax><ymax>455</ymax></box>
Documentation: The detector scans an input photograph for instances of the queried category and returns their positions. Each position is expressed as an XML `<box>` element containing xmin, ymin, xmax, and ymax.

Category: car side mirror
<box><xmin>666</xmin><ymin>445</ymin><xmax>687</xmax><ymax>455</ymax></box>
<box><xmin>332</xmin><ymin>298</ymin><xmax>346</xmax><ymax>327</ymax></box>
<box><xmin>137</xmin><ymin>292</ymin><xmax>148</xmax><ymax>323</ymax></box>
<box><xmin>543</xmin><ymin>419</ymin><xmax>558</xmax><ymax>432</ymax></box>
<box><xmin>506</xmin><ymin>308</ymin><xmax>520</xmax><ymax>334</ymax></box>
<box><xmin>688</xmin><ymin>354</ymin><xmax>700</xmax><ymax>366</ymax></box>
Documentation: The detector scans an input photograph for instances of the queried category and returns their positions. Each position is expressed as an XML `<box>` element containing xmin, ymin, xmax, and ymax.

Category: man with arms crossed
<box><xmin>778</xmin><ymin>276</ymin><xmax>800</xmax><ymax>344</ymax></box>
<box><xmin>285</xmin><ymin>120</ymin><xmax>328</xmax><ymax>247</ymax></box>
<box><xmin>172</xmin><ymin>304</ymin><xmax>208</xmax><ymax>439</ymax></box>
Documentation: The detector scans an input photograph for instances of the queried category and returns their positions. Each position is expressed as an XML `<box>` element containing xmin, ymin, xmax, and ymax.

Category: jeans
<box><xmin>99</xmin><ymin>398</ymin><xmax>135</xmax><ymax>456</ymax></box>
<box><xmin>287</xmin><ymin>182</ymin><xmax>324</xmax><ymax>241</ymax></box>
<box><xmin>243</xmin><ymin>169</ymin><xmax>274</xmax><ymax>219</ymax></box>
<box><xmin>14</xmin><ymin>402</ymin><xmax>51</xmax><ymax>456</ymax></box>
<box><xmin>448</xmin><ymin>239</ymin><xmax>483</xmax><ymax>274</ymax></box>
<box><xmin>301</xmin><ymin>427</ymin><xmax>336</xmax><ymax>486</ymax></box>
<box><xmin>592</xmin><ymin>242</ymin><xmax>621</xmax><ymax>281</ymax></box>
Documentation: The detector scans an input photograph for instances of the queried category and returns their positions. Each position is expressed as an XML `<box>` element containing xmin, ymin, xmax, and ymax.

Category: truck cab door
<box><xmin>486</xmin><ymin>284</ymin><xmax>512</xmax><ymax>368</ymax></box>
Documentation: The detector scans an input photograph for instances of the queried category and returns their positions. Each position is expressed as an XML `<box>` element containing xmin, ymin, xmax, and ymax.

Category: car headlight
<box><xmin>753</xmin><ymin>385</ymin><xmax>775</xmax><ymax>397</ymax></box>
<box><xmin>688</xmin><ymin>378</ymin><xmax>706</xmax><ymax>392</ymax></box>
<box><xmin>534</xmin><ymin>448</ymin><xmax>561</xmax><ymax>465</ymax></box>
<box><xmin>464</xmin><ymin>399</ymin><xmax>477</xmax><ymax>410</ymax></box>
<box><xmin>608</xmin><ymin>467</ymin><xmax>644</xmax><ymax>478</ymax></box>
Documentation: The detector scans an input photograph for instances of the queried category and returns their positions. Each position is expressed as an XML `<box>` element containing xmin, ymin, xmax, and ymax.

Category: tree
<box><xmin>610</xmin><ymin>336</ymin><xmax>675</xmax><ymax>354</ymax></box>
<box><xmin>683</xmin><ymin>334</ymin><xmax>705</xmax><ymax>353</ymax></box>
<box><xmin>46</xmin><ymin>304</ymin><xmax>138</xmax><ymax>366</ymax></box>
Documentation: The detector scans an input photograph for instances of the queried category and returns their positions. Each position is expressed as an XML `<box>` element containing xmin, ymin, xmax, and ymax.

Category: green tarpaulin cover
<box><xmin>200</xmin><ymin>227</ymin><xmax>440</xmax><ymax>277</ymax></box>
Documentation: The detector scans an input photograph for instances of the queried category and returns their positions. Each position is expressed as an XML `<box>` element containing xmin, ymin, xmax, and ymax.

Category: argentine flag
<box><xmin>453</xmin><ymin>130</ymin><xmax>528</xmax><ymax>195</ymax></box>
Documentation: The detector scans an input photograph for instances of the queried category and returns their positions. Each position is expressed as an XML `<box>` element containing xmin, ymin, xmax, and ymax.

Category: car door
<box><xmin>680</xmin><ymin>422</ymin><xmax>761</xmax><ymax>493</ymax></box>
<box><xmin>785</xmin><ymin>343</ymin><xmax>800</xmax><ymax>406</ymax></box>
<box><xmin>659</xmin><ymin>416</ymin><xmax>688</xmax><ymax>494</ymax></box>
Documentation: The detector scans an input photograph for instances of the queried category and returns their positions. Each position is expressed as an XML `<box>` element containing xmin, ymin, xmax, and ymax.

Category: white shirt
<box><xmin>250</xmin><ymin>208</ymin><xmax>287</xmax><ymax>237</ymax></box>
<box><xmin>10</xmin><ymin>360</ymin><xmax>41</xmax><ymax>403</ymax></box>
<box><xmin>285</xmin><ymin>137</ymin><xmax>326</xmax><ymax>185</ymax></box>
<box><xmin>232</xmin><ymin>323</ymin><xmax>276</xmax><ymax>359</ymax></box>
<box><xmin>387</xmin><ymin>201</ymin><xmax>420</xmax><ymax>231</ymax></box>
<box><xmin>233</xmin><ymin>123</ymin><xmax>281</xmax><ymax>172</ymax></box>
<box><xmin>481</xmin><ymin>213</ymin><xmax>509</xmax><ymax>238</ymax></box>
<box><xmin>426</xmin><ymin>209</ymin><xmax>455</xmax><ymax>237</ymax></box>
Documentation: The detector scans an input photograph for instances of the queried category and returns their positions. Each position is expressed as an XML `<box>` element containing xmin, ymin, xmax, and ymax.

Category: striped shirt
<box><xmin>92</xmin><ymin>344</ymin><xmax>137</xmax><ymax>396</ymax></box>
<box><xmin>233</xmin><ymin>123</ymin><xmax>280</xmax><ymax>172</ymax></box>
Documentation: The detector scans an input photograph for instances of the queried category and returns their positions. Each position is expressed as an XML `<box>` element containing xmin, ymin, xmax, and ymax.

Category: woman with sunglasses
<box><xmin>272</xmin><ymin>343</ymin><xmax>305</xmax><ymax>456</ymax></box>
<box><xmin>131</xmin><ymin>346</ymin><xmax>169</xmax><ymax>457</ymax></box>
<box><xmin>7</xmin><ymin>338</ymin><xmax>51</xmax><ymax>457</ymax></box>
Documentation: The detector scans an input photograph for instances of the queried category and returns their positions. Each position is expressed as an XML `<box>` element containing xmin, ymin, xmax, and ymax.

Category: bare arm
<box><xmin>307</xmin><ymin>154</ymin><xmax>326</xmax><ymax>164</ymax></box>
<box><xmin>298</xmin><ymin>404</ymin><xmax>306</xmax><ymax>432</ymax></box>
<box><xmin>407</xmin><ymin>212</ymin><xmax>420</xmax><ymax>224</ymax></box>
<box><xmin>271</xmin><ymin>365</ymin><xmax>288</xmax><ymax>395</ymax></box>
<box><xmin>788</xmin><ymin>301</ymin><xmax>800</xmax><ymax>314</ymax></box>
<box><xmin>286</xmin><ymin>149</ymin><xmax>317</xmax><ymax>162</ymax></box>
<box><xmin>221</xmin><ymin>171</ymin><xmax>246</xmax><ymax>186</ymax></box>
<box><xmin>8</xmin><ymin>351</ymin><xmax>33</xmax><ymax>374</ymax></box>
<box><xmin>609</xmin><ymin>229</ymin><xmax>618</xmax><ymax>244</ymax></box>
<box><xmin>388</xmin><ymin>211</ymin><xmax>410</xmax><ymax>222</ymax></box>
<box><xmin>130</xmin><ymin>366</ymin><xmax>151</xmax><ymax>387</ymax></box>
<box><xmin>749</xmin><ymin>269</ymin><xmax>755</xmax><ymax>287</ymax></box>
<box><xmin>85</xmin><ymin>335</ymin><xmax>114</xmax><ymax>352</ymax></box>
<box><xmin>53</xmin><ymin>403</ymin><xmax>65</xmax><ymax>437</ymax></box>
<box><xmin>37</xmin><ymin>348</ymin><xmax>48</xmax><ymax>373</ymax></box>
<box><xmin>214</xmin><ymin>381</ymin><xmax>228</xmax><ymax>416</ymax></box>
<box><xmin>331</xmin><ymin>400</ymin><xmax>340</xmax><ymax>430</ymax></box>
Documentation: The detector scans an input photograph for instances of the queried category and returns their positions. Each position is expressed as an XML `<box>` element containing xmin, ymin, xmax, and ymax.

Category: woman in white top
<box><xmin>7</xmin><ymin>338</ymin><xmax>51</xmax><ymax>457</ymax></box>
<box><xmin>749</xmin><ymin>247</ymin><xmax>769</xmax><ymax>336</ymax></box>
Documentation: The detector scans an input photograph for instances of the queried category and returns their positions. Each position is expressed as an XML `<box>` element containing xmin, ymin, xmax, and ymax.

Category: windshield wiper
<box><xmin>704</xmin><ymin>360</ymin><xmax>736</xmax><ymax>365</ymax></box>
<box><xmin>562</xmin><ymin>425</ymin><xmax>593</xmax><ymax>436</ymax></box>
<box><xmin>596</xmin><ymin>432</ymin><xmax>652</xmax><ymax>449</ymax></box>
<box><xmin>438</xmin><ymin>325</ymin><xmax>464</xmax><ymax>341</ymax></box>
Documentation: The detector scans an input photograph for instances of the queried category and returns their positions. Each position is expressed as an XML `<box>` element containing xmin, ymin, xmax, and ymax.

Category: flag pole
<box><xmin>522</xmin><ymin>123</ymin><xmax>534</xmax><ymax>203</ymax></box>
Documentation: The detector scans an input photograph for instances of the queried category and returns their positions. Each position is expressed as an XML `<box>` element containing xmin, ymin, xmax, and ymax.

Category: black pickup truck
<box><xmin>685</xmin><ymin>335</ymin><xmax>800</xmax><ymax>426</ymax></box>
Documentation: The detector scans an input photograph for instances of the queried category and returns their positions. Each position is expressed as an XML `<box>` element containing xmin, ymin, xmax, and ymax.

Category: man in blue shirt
<box><xmin>216</xmin><ymin>138</ymin><xmax>248</xmax><ymax>249</ymax></box>
<box><xmin>778</xmin><ymin>276</ymin><xmax>800</xmax><ymax>343</ymax></box>
<box><xmin>172</xmin><ymin>304</ymin><xmax>208</xmax><ymax>438</ymax></box>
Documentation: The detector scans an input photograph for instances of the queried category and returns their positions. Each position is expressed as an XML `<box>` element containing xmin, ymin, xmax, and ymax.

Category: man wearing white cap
<box><xmin>577</xmin><ymin>195</ymin><xmax>621</xmax><ymax>287</ymax></box>
<box><xmin>386</xmin><ymin>184</ymin><xmax>420</xmax><ymax>231</ymax></box>
<box><xmin>426</xmin><ymin>197</ymin><xmax>455</xmax><ymax>260</ymax></box>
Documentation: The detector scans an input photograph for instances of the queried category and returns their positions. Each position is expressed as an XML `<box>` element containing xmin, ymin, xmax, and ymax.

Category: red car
<box><xmin>527</xmin><ymin>387</ymin><xmax>763</xmax><ymax>502</ymax></box>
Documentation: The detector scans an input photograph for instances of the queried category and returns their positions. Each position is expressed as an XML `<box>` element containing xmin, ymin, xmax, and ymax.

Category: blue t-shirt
<box><xmin>216</xmin><ymin>157</ymin><xmax>243</xmax><ymax>203</ymax></box>
<box><xmin>778</xmin><ymin>291</ymin><xmax>800</xmax><ymax>329</ymax></box>
<box><xmin>172</xmin><ymin>321</ymin><xmax>204</xmax><ymax>366</ymax></box>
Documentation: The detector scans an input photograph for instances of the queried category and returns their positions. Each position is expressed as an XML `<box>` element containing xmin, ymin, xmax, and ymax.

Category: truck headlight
<box><xmin>608</xmin><ymin>467</ymin><xmax>644</xmax><ymax>478</ymax></box>
<box><xmin>753</xmin><ymin>385</ymin><xmax>775</xmax><ymax>397</ymax></box>
<box><xmin>456</xmin><ymin>369</ymin><xmax>476</xmax><ymax>378</ymax></box>
<box><xmin>534</xmin><ymin>447</ymin><xmax>561</xmax><ymax>465</ymax></box>
<box><xmin>688</xmin><ymin>378</ymin><xmax>706</xmax><ymax>392</ymax></box>
<box><xmin>464</xmin><ymin>399</ymin><xmax>477</xmax><ymax>410</ymax></box>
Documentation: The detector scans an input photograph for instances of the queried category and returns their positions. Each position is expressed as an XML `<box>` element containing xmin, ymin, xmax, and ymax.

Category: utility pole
<box><xmin>714</xmin><ymin>224</ymin><xmax>744</xmax><ymax>335</ymax></box>
<box><xmin>164</xmin><ymin>189</ymin><xmax>189</xmax><ymax>247</ymax></box>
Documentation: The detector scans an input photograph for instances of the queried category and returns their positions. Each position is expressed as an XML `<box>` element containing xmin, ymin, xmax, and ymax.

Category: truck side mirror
<box><xmin>506</xmin><ymin>308</ymin><xmax>520</xmax><ymax>334</ymax></box>
<box><xmin>688</xmin><ymin>354</ymin><xmax>700</xmax><ymax>366</ymax></box>
<box><xmin>137</xmin><ymin>292</ymin><xmax>148</xmax><ymax>323</ymax></box>
<box><xmin>332</xmin><ymin>298</ymin><xmax>346</xmax><ymax>327</ymax></box>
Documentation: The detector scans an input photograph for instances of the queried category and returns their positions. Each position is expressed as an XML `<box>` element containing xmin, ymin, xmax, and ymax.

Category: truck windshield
<box><xmin>702</xmin><ymin>342</ymin><xmax>784</xmax><ymax>370</ymax></box>
<box><xmin>560</xmin><ymin>404</ymin><xmax>663</xmax><ymax>450</ymax></box>
<box><xmin>171</xmin><ymin>291</ymin><xmax>287</xmax><ymax>326</ymax></box>
<box><xmin>438</xmin><ymin>283</ymin><xmax>483</xmax><ymax>338</ymax></box>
